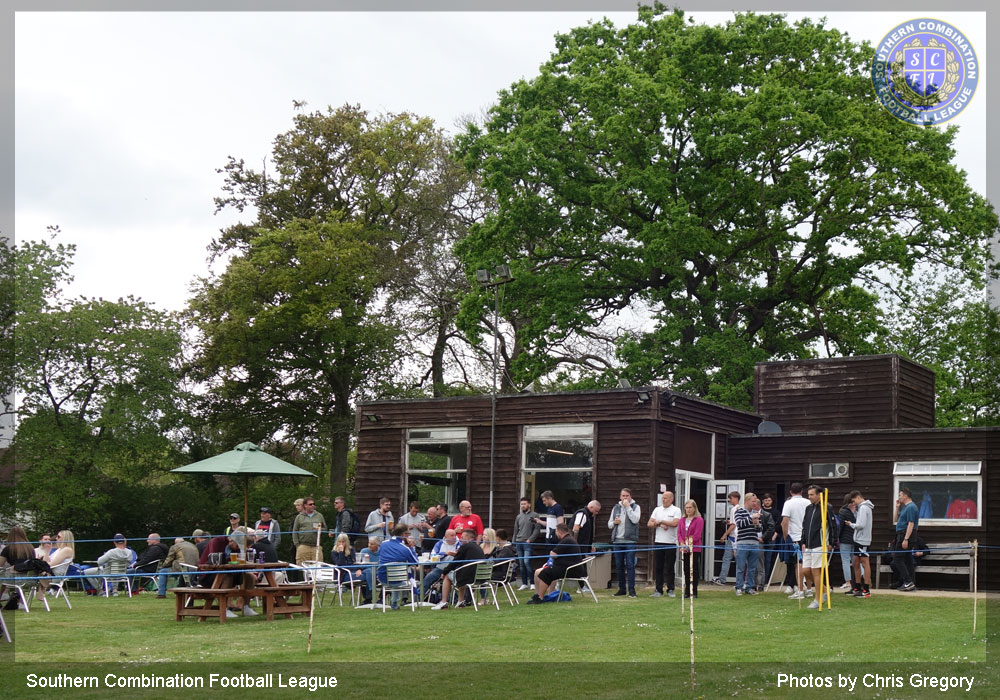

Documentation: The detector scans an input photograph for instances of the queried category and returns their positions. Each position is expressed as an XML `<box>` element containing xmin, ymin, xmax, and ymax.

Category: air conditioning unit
<box><xmin>809</xmin><ymin>462</ymin><xmax>850</xmax><ymax>479</ymax></box>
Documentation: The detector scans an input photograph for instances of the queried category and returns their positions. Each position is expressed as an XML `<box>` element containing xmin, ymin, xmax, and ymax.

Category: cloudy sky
<box><xmin>14</xmin><ymin>9</ymin><xmax>989</xmax><ymax>313</ymax></box>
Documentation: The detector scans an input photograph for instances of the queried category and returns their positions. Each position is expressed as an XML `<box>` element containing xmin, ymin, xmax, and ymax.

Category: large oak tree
<box><xmin>455</xmin><ymin>8</ymin><xmax>997</xmax><ymax>407</ymax></box>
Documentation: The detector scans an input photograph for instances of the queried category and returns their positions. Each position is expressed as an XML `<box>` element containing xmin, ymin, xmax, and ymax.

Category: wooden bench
<box><xmin>254</xmin><ymin>585</ymin><xmax>314</xmax><ymax>621</ymax></box>
<box><xmin>875</xmin><ymin>541</ymin><xmax>975</xmax><ymax>590</ymax></box>
<box><xmin>171</xmin><ymin>586</ymin><xmax>246</xmax><ymax>623</ymax></box>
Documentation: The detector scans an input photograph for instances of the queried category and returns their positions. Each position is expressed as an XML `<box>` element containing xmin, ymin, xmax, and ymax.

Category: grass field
<box><xmin>1</xmin><ymin>585</ymin><xmax>995</xmax><ymax>699</ymax></box>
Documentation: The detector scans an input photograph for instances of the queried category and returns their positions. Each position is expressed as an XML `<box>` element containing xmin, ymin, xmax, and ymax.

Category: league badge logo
<box><xmin>871</xmin><ymin>19</ymin><xmax>978</xmax><ymax>125</ymax></box>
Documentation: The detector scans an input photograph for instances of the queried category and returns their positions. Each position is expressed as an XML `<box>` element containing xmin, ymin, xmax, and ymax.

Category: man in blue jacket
<box><xmin>377</xmin><ymin>524</ymin><xmax>419</xmax><ymax>609</ymax></box>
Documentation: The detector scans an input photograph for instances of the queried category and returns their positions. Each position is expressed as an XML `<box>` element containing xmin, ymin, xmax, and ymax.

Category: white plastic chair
<box><xmin>302</xmin><ymin>560</ymin><xmax>353</xmax><ymax>607</ymax></box>
<box><xmin>100</xmin><ymin>558</ymin><xmax>132</xmax><ymax>598</ymax></box>
<box><xmin>489</xmin><ymin>559</ymin><xmax>519</xmax><ymax>606</ymax></box>
<box><xmin>0</xmin><ymin>607</ymin><xmax>10</xmax><ymax>643</ymax></box>
<box><xmin>555</xmin><ymin>555</ymin><xmax>598</xmax><ymax>603</ymax></box>
<box><xmin>41</xmin><ymin>560</ymin><xmax>73</xmax><ymax>609</ymax></box>
<box><xmin>0</xmin><ymin>567</ymin><xmax>48</xmax><ymax>613</ymax></box>
<box><xmin>376</xmin><ymin>564</ymin><xmax>416</xmax><ymax>612</ymax></box>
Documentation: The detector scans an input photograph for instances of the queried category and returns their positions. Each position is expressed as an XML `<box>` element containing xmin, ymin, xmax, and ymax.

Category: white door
<box><xmin>676</xmin><ymin>470</ymin><xmax>713</xmax><ymax>580</ymax></box>
<box><xmin>707</xmin><ymin>479</ymin><xmax>745</xmax><ymax>579</ymax></box>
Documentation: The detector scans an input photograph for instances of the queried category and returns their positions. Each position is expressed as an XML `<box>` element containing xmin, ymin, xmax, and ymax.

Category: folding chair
<box><xmin>132</xmin><ymin>558</ymin><xmax>163</xmax><ymax>592</ymax></box>
<box><xmin>462</xmin><ymin>561</ymin><xmax>498</xmax><ymax>611</ymax></box>
<box><xmin>100</xmin><ymin>558</ymin><xmax>132</xmax><ymax>598</ymax></box>
<box><xmin>489</xmin><ymin>559</ymin><xmax>519</xmax><ymax>606</ymax></box>
<box><xmin>302</xmin><ymin>560</ymin><xmax>354</xmax><ymax>607</ymax></box>
<box><xmin>377</xmin><ymin>564</ymin><xmax>416</xmax><ymax>612</ymax></box>
<box><xmin>556</xmin><ymin>556</ymin><xmax>598</xmax><ymax>603</ymax></box>
<box><xmin>41</xmin><ymin>560</ymin><xmax>73</xmax><ymax>610</ymax></box>
<box><xmin>0</xmin><ymin>568</ymin><xmax>48</xmax><ymax>613</ymax></box>
<box><xmin>0</xmin><ymin>607</ymin><xmax>9</xmax><ymax>643</ymax></box>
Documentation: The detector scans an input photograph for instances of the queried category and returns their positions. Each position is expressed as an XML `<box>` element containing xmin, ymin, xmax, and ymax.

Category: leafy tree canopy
<box><xmin>455</xmin><ymin>7</ymin><xmax>998</xmax><ymax>408</ymax></box>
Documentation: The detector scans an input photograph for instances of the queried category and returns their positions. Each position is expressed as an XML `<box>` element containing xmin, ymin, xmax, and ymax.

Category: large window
<box><xmin>406</xmin><ymin>428</ymin><xmax>468</xmax><ymax>514</ymax></box>
<box><xmin>893</xmin><ymin>461</ymin><xmax>982</xmax><ymax>527</ymax></box>
<box><xmin>522</xmin><ymin>424</ymin><xmax>594</xmax><ymax>514</ymax></box>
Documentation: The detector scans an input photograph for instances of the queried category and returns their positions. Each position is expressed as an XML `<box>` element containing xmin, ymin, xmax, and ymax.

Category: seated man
<box><xmin>421</xmin><ymin>528</ymin><xmax>459</xmax><ymax>600</ymax></box>
<box><xmin>129</xmin><ymin>533</ymin><xmax>169</xmax><ymax>592</ymax></box>
<box><xmin>249</xmin><ymin>529</ymin><xmax>279</xmax><ymax>563</ymax></box>
<box><xmin>527</xmin><ymin>523</ymin><xmax>583</xmax><ymax>604</ymax></box>
<box><xmin>376</xmin><ymin>524</ymin><xmax>419</xmax><ymax>609</ymax></box>
<box><xmin>432</xmin><ymin>528</ymin><xmax>484</xmax><ymax>610</ymax></box>
<box><xmin>82</xmin><ymin>533</ymin><xmax>132</xmax><ymax>595</ymax></box>
<box><xmin>155</xmin><ymin>536</ymin><xmax>200</xmax><ymax>598</ymax></box>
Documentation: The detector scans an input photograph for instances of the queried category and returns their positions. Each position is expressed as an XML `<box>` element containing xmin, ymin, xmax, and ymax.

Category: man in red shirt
<box><xmin>450</xmin><ymin>500</ymin><xmax>484</xmax><ymax>539</ymax></box>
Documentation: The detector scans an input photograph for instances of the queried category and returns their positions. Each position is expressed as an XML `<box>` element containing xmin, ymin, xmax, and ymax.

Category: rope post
<box><xmin>818</xmin><ymin>489</ymin><xmax>829</xmax><ymax>610</ymax></box>
<box><xmin>306</xmin><ymin>524</ymin><xmax>321</xmax><ymax>653</ymax></box>
<box><xmin>687</xmin><ymin>537</ymin><xmax>695</xmax><ymax>691</ymax></box>
<box><xmin>972</xmin><ymin>540</ymin><xmax>978</xmax><ymax>637</ymax></box>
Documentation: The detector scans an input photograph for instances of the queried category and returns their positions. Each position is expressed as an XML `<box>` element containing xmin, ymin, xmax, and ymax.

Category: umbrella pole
<box><xmin>244</xmin><ymin>475</ymin><xmax>250</xmax><ymax>535</ymax></box>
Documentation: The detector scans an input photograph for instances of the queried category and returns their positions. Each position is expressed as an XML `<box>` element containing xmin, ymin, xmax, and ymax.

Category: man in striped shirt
<box><xmin>733</xmin><ymin>493</ymin><xmax>761</xmax><ymax>596</ymax></box>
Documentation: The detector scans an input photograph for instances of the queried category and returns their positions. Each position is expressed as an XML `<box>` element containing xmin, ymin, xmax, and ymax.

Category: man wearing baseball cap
<box><xmin>225</xmin><ymin>513</ymin><xmax>241</xmax><ymax>536</ymax></box>
<box><xmin>82</xmin><ymin>533</ymin><xmax>131</xmax><ymax>595</ymax></box>
<box><xmin>192</xmin><ymin>529</ymin><xmax>210</xmax><ymax>556</ymax></box>
<box><xmin>254</xmin><ymin>506</ymin><xmax>281</xmax><ymax>547</ymax></box>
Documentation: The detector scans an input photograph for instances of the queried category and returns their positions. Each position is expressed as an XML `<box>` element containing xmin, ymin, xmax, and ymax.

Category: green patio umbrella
<box><xmin>171</xmin><ymin>441</ymin><xmax>317</xmax><ymax>530</ymax></box>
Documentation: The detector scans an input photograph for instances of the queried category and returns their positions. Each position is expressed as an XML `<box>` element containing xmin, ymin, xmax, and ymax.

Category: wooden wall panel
<box><xmin>754</xmin><ymin>355</ymin><xmax>935</xmax><ymax>432</ymax></box>
<box><xmin>728</xmin><ymin>428</ymin><xmax>999</xmax><ymax>589</ymax></box>
<box><xmin>354</xmin><ymin>427</ymin><xmax>404</xmax><ymax>516</ymax></box>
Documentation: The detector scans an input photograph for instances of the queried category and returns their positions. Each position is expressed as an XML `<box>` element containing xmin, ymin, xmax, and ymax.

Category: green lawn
<box><xmin>1</xmin><ymin>586</ymin><xmax>995</xmax><ymax>699</ymax></box>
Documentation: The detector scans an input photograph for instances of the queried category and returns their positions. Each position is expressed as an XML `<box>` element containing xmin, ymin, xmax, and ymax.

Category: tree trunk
<box><xmin>329</xmin><ymin>404</ymin><xmax>353</xmax><ymax>497</ymax></box>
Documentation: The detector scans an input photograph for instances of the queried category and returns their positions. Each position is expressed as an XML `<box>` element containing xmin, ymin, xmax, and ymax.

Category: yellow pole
<box><xmin>819</xmin><ymin>489</ymin><xmax>829</xmax><ymax>610</ymax></box>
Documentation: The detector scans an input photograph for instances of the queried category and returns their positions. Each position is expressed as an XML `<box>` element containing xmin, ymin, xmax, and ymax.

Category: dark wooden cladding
<box><xmin>354</xmin><ymin>427</ymin><xmax>404</xmax><ymax>515</ymax></box>
<box><xmin>674</xmin><ymin>426</ymin><xmax>713</xmax><ymax>475</ymax></box>
<box><xmin>597</xmin><ymin>419</ymin><xmax>654</xmax><ymax>580</ymax></box>
<box><xmin>728</xmin><ymin>428</ymin><xmax>999</xmax><ymax>589</ymax></box>
<box><xmin>754</xmin><ymin>355</ymin><xmax>935</xmax><ymax>432</ymax></box>
<box><xmin>469</xmin><ymin>424</ymin><xmax>520</xmax><ymax>530</ymax></box>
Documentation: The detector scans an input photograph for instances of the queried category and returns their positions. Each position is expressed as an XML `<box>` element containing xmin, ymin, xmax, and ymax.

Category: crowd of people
<box><xmin>1</xmin><ymin>483</ymin><xmax>925</xmax><ymax>612</ymax></box>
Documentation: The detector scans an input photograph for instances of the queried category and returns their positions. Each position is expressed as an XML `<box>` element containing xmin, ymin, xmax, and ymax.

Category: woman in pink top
<box><xmin>677</xmin><ymin>500</ymin><xmax>704</xmax><ymax>598</ymax></box>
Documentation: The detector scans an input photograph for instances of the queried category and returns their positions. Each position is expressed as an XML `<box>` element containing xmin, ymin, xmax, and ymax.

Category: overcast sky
<box><xmin>14</xmin><ymin>10</ymin><xmax>989</xmax><ymax>312</ymax></box>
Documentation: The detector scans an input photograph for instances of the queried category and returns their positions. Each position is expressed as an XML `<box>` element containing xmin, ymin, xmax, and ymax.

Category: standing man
<box><xmin>331</xmin><ymin>496</ymin><xmax>353</xmax><ymax>538</ymax></box>
<box><xmin>254</xmin><ymin>506</ymin><xmax>281</xmax><ymax>548</ymax></box>
<box><xmin>781</xmin><ymin>482</ymin><xmax>810</xmax><ymax>598</ymax></box>
<box><xmin>513</xmin><ymin>497</ymin><xmax>542</xmax><ymax>590</ymax></box>
<box><xmin>892</xmin><ymin>488</ymin><xmax>920</xmax><ymax>591</ymax></box>
<box><xmin>365</xmin><ymin>497</ymin><xmax>395</xmax><ymax>540</ymax></box>
<box><xmin>849</xmin><ymin>490</ymin><xmax>874</xmax><ymax>597</ymax></box>
<box><xmin>291</xmin><ymin>496</ymin><xmax>327</xmax><ymax>564</ymax></box>
<box><xmin>225</xmin><ymin>514</ymin><xmax>241</xmax><ymax>536</ymax></box>
<box><xmin>398</xmin><ymin>501</ymin><xmax>429</xmax><ymax>553</ymax></box>
<box><xmin>802</xmin><ymin>485</ymin><xmax>835</xmax><ymax>609</ymax></box>
<box><xmin>572</xmin><ymin>500</ymin><xmax>602</xmax><ymax>552</ymax></box>
<box><xmin>434</xmin><ymin>502</ymin><xmax>453</xmax><ymax>539</ymax></box>
<box><xmin>571</xmin><ymin>499</ymin><xmax>601</xmax><ymax>595</ymax></box>
<box><xmin>648</xmin><ymin>491</ymin><xmax>682</xmax><ymax>598</ymax></box>
<box><xmin>450</xmin><ymin>500</ymin><xmax>484</xmax><ymax>539</ymax></box>
<box><xmin>712</xmin><ymin>491</ymin><xmax>741</xmax><ymax>587</ymax></box>
<box><xmin>608</xmin><ymin>488</ymin><xmax>641</xmax><ymax>598</ymax></box>
<box><xmin>535</xmin><ymin>490</ymin><xmax>565</xmax><ymax>545</ymax></box>
<box><xmin>733</xmin><ymin>493</ymin><xmax>761</xmax><ymax>596</ymax></box>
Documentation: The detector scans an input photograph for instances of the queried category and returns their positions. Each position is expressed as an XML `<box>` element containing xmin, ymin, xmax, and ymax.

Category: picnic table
<box><xmin>170</xmin><ymin>562</ymin><xmax>313</xmax><ymax>623</ymax></box>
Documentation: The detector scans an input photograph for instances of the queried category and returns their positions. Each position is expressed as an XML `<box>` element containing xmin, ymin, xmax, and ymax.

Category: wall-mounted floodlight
<box><xmin>636</xmin><ymin>390</ymin><xmax>651</xmax><ymax>402</ymax></box>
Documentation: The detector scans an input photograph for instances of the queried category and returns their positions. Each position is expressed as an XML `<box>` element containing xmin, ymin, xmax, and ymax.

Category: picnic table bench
<box><xmin>170</xmin><ymin>562</ymin><xmax>313</xmax><ymax>623</ymax></box>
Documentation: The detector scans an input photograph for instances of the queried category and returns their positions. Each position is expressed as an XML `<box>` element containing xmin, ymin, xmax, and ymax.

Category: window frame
<box><xmin>405</xmin><ymin>427</ymin><xmax>469</xmax><ymax>514</ymax></box>
<box><xmin>521</xmin><ymin>423</ymin><xmax>595</xmax><ymax>473</ymax></box>
<box><xmin>891</xmin><ymin>461</ymin><xmax>982</xmax><ymax>528</ymax></box>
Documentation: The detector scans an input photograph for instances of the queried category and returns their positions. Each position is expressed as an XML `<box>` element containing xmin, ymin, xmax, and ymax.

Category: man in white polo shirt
<box><xmin>781</xmin><ymin>482</ymin><xmax>810</xmax><ymax>599</ymax></box>
<box><xmin>648</xmin><ymin>491</ymin><xmax>682</xmax><ymax>598</ymax></box>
